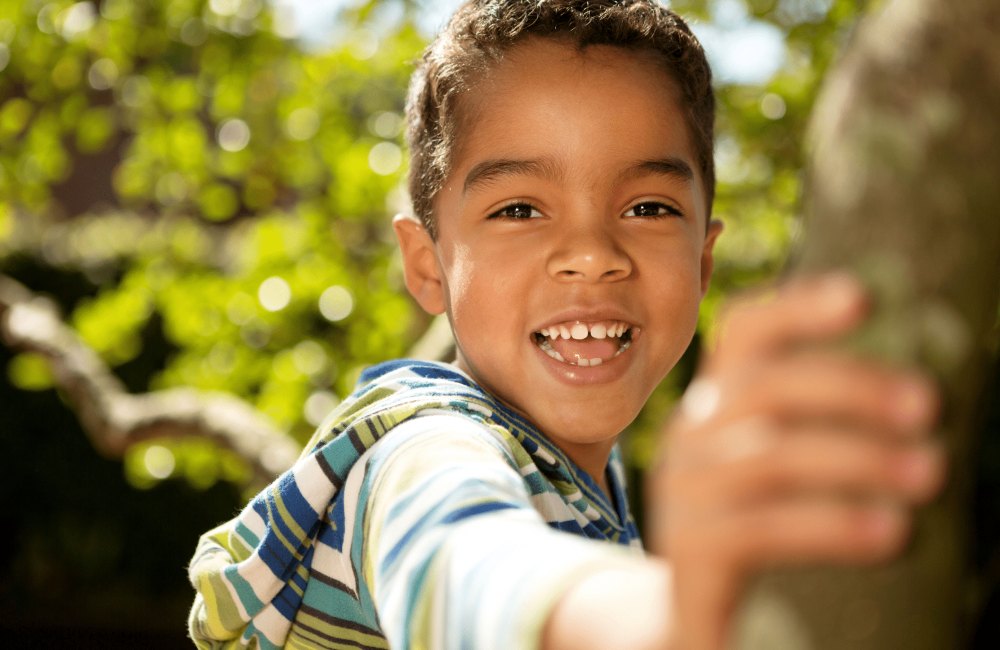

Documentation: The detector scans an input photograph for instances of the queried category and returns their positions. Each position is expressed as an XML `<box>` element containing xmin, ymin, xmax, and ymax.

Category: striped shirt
<box><xmin>188</xmin><ymin>359</ymin><xmax>643</xmax><ymax>650</ymax></box>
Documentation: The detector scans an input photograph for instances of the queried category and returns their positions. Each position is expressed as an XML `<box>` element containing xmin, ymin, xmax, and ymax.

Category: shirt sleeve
<box><xmin>357</xmin><ymin>413</ymin><xmax>635</xmax><ymax>650</ymax></box>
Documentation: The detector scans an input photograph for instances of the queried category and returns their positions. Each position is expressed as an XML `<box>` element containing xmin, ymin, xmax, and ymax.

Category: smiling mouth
<box><xmin>532</xmin><ymin>320</ymin><xmax>633</xmax><ymax>366</ymax></box>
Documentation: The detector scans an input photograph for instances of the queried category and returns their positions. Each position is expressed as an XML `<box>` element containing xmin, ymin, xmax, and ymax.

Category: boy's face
<box><xmin>396</xmin><ymin>39</ymin><xmax>721</xmax><ymax>475</ymax></box>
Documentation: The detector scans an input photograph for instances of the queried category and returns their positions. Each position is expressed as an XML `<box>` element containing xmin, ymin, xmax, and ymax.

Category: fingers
<box><xmin>665</xmin><ymin>421</ymin><xmax>945</xmax><ymax>524</ymax></box>
<box><xmin>730</xmin><ymin>499</ymin><xmax>911</xmax><ymax>569</ymax></box>
<box><xmin>712</xmin><ymin>273</ymin><xmax>868</xmax><ymax>363</ymax></box>
<box><xmin>710</xmin><ymin>426</ymin><xmax>945</xmax><ymax>507</ymax></box>
<box><xmin>696</xmin><ymin>354</ymin><xmax>939</xmax><ymax>436</ymax></box>
<box><xmin>666</xmin><ymin>490</ymin><xmax>915</xmax><ymax>576</ymax></box>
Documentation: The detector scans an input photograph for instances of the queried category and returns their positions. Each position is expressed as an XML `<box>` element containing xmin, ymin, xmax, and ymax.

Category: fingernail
<box><xmin>892</xmin><ymin>380</ymin><xmax>934</xmax><ymax>428</ymax></box>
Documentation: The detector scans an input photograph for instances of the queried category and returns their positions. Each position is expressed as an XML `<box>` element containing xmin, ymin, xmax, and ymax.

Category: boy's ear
<box><xmin>700</xmin><ymin>218</ymin><xmax>724</xmax><ymax>297</ymax></box>
<box><xmin>393</xmin><ymin>214</ymin><xmax>446</xmax><ymax>315</ymax></box>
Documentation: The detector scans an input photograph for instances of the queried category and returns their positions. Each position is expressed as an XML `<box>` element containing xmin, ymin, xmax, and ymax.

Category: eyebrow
<box><xmin>461</xmin><ymin>156</ymin><xmax>695</xmax><ymax>195</ymax></box>
<box><xmin>616</xmin><ymin>158</ymin><xmax>695</xmax><ymax>185</ymax></box>
<box><xmin>463</xmin><ymin>158</ymin><xmax>562</xmax><ymax>195</ymax></box>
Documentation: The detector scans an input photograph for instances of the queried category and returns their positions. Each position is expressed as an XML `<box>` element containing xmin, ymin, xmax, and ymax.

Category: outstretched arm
<box><xmin>364</xmin><ymin>413</ymin><xmax>639</xmax><ymax>650</ymax></box>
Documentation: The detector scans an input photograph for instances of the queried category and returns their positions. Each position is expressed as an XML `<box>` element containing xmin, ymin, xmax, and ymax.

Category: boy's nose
<box><xmin>546</xmin><ymin>228</ymin><xmax>632</xmax><ymax>282</ymax></box>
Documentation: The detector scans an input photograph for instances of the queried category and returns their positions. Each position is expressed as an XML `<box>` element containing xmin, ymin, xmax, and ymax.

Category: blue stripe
<box><xmin>272</xmin><ymin>578</ymin><xmax>304</xmax><ymax>619</ymax></box>
<box><xmin>552</xmin><ymin>519</ymin><xmax>584</xmax><ymax>534</ymax></box>
<box><xmin>441</xmin><ymin>501</ymin><xmax>518</xmax><ymax>524</ymax></box>
<box><xmin>381</xmin><ymin>505</ymin><xmax>439</xmax><ymax>573</ymax></box>
<box><xmin>276</xmin><ymin>470</ymin><xmax>321</xmax><ymax>532</ymax></box>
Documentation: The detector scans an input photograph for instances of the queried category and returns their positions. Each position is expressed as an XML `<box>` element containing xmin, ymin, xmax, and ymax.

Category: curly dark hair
<box><xmin>404</xmin><ymin>0</ymin><xmax>715</xmax><ymax>239</ymax></box>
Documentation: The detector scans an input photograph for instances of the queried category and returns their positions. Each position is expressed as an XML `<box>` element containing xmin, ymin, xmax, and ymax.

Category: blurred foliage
<box><xmin>0</xmin><ymin>0</ymin><xmax>427</xmax><ymax>486</ymax></box>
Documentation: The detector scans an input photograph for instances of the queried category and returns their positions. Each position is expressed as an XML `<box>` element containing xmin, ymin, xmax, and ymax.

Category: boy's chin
<box><xmin>537</xmin><ymin>399</ymin><xmax>639</xmax><ymax>442</ymax></box>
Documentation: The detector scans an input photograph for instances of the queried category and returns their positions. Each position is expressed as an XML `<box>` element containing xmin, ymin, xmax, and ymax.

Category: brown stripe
<box><xmin>310</xmin><ymin>570</ymin><xmax>358</xmax><ymax>599</ymax></box>
<box><xmin>291</xmin><ymin>621</ymin><xmax>387</xmax><ymax>650</ymax></box>
<box><xmin>298</xmin><ymin>605</ymin><xmax>383</xmax><ymax>637</ymax></box>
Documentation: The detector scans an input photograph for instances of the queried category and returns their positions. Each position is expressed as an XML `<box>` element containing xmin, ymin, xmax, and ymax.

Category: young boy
<box><xmin>188</xmin><ymin>1</ymin><xmax>944</xmax><ymax>649</ymax></box>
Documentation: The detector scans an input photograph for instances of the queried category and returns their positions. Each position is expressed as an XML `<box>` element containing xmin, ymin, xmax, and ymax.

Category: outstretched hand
<box><xmin>647</xmin><ymin>273</ymin><xmax>945</xmax><ymax>650</ymax></box>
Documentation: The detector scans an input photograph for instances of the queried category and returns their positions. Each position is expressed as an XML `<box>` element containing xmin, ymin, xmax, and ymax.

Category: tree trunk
<box><xmin>732</xmin><ymin>0</ymin><xmax>1000</xmax><ymax>648</ymax></box>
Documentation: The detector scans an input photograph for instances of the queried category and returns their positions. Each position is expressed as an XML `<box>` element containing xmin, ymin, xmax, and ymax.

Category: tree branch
<box><xmin>0</xmin><ymin>274</ymin><xmax>301</xmax><ymax>486</ymax></box>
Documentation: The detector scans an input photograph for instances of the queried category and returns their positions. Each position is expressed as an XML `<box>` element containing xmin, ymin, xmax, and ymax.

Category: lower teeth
<box><xmin>538</xmin><ymin>339</ymin><xmax>566</xmax><ymax>362</ymax></box>
<box><xmin>537</xmin><ymin>337</ymin><xmax>631</xmax><ymax>365</ymax></box>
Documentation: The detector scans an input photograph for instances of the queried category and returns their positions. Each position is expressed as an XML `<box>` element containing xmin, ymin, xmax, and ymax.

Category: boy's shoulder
<box><xmin>305</xmin><ymin>358</ymin><xmax>495</xmax><ymax>451</ymax></box>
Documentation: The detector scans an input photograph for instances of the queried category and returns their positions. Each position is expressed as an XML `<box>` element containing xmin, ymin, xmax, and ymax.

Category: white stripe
<box><xmin>311</xmin><ymin>541</ymin><xmax>359</xmax><ymax>597</ymax></box>
<box><xmin>529</xmin><ymin>491</ymin><xmax>577</xmax><ymax>523</ymax></box>
<box><xmin>236</xmin><ymin>502</ymin><xmax>268</xmax><ymax>546</ymax></box>
<box><xmin>236</xmin><ymin>554</ymin><xmax>289</xmax><ymax>611</ymax></box>
<box><xmin>292</xmin><ymin>455</ymin><xmax>337</xmax><ymax>514</ymax></box>
<box><xmin>251</xmin><ymin>602</ymin><xmax>294</xmax><ymax>647</ymax></box>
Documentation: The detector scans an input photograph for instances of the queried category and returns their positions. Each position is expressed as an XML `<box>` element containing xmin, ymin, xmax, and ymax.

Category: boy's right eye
<box><xmin>488</xmin><ymin>203</ymin><xmax>543</xmax><ymax>220</ymax></box>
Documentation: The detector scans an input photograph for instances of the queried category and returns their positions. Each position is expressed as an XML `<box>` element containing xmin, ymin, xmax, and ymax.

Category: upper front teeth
<box><xmin>539</xmin><ymin>321</ymin><xmax>630</xmax><ymax>340</ymax></box>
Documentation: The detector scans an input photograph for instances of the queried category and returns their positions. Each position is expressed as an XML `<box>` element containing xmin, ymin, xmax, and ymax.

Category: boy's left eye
<box><xmin>624</xmin><ymin>202</ymin><xmax>683</xmax><ymax>218</ymax></box>
<box><xmin>488</xmin><ymin>203</ymin><xmax>543</xmax><ymax>220</ymax></box>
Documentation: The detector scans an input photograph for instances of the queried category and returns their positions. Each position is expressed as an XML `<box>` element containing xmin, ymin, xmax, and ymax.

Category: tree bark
<box><xmin>732</xmin><ymin>0</ymin><xmax>1000</xmax><ymax>648</ymax></box>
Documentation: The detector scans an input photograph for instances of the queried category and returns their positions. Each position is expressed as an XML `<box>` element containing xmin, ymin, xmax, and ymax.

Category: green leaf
<box><xmin>7</xmin><ymin>353</ymin><xmax>55</xmax><ymax>391</ymax></box>
<box><xmin>76</xmin><ymin>106</ymin><xmax>116</xmax><ymax>153</ymax></box>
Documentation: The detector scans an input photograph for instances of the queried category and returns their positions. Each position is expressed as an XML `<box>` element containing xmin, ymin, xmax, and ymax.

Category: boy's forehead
<box><xmin>436</xmin><ymin>38</ymin><xmax>704</xmax><ymax>221</ymax></box>
<box><xmin>464</xmin><ymin>39</ymin><xmax>684</xmax><ymax>121</ymax></box>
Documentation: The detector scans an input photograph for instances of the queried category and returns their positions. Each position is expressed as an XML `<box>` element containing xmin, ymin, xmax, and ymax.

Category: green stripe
<box><xmin>206</xmin><ymin>570</ymin><xmax>246</xmax><ymax>633</ymax></box>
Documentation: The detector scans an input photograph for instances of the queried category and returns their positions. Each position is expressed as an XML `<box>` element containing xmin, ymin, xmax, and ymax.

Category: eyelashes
<box><xmin>487</xmin><ymin>203</ymin><xmax>544</xmax><ymax>220</ymax></box>
<box><xmin>486</xmin><ymin>200</ymin><xmax>684</xmax><ymax>220</ymax></box>
<box><xmin>623</xmin><ymin>201</ymin><xmax>683</xmax><ymax>218</ymax></box>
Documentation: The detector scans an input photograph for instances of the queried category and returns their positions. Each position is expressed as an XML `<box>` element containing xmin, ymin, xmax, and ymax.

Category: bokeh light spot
<box><xmin>259</xmin><ymin>276</ymin><xmax>292</xmax><ymax>312</ymax></box>
<box><xmin>304</xmin><ymin>390</ymin><xmax>340</xmax><ymax>427</ymax></box>
<box><xmin>37</xmin><ymin>5</ymin><xmax>58</xmax><ymax>34</ymax></box>
<box><xmin>181</xmin><ymin>18</ymin><xmax>208</xmax><ymax>46</ymax></box>
<box><xmin>88</xmin><ymin>58</ymin><xmax>119</xmax><ymax>90</ymax></box>
<box><xmin>208</xmin><ymin>342</ymin><xmax>238</xmax><ymax>375</ymax></box>
<box><xmin>144</xmin><ymin>445</ymin><xmax>176</xmax><ymax>479</ymax></box>
<box><xmin>369</xmin><ymin>111</ymin><xmax>403</xmax><ymax>139</ymax></box>
<box><xmin>368</xmin><ymin>142</ymin><xmax>402</xmax><ymax>176</ymax></box>
<box><xmin>293</xmin><ymin>340</ymin><xmax>327</xmax><ymax>375</ymax></box>
<box><xmin>155</xmin><ymin>172</ymin><xmax>187</xmax><ymax>205</ymax></box>
<box><xmin>121</xmin><ymin>75</ymin><xmax>152</xmax><ymax>107</ymax></box>
<box><xmin>760</xmin><ymin>93</ymin><xmax>787</xmax><ymax>120</ymax></box>
<box><xmin>210</xmin><ymin>0</ymin><xmax>239</xmax><ymax>16</ymax></box>
<box><xmin>217</xmin><ymin>118</ymin><xmax>251</xmax><ymax>152</ymax></box>
<box><xmin>286</xmin><ymin>107</ymin><xmax>320</xmax><ymax>141</ymax></box>
<box><xmin>58</xmin><ymin>2</ymin><xmax>96</xmax><ymax>40</ymax></box>
<box><xmin>270</xmin><ymin>3</ymin><xmax>299</xmax><ymax>38</ymax></box>
<box><xmin>319</xmin><ymin>285</ymin><xmax>353</xmax><ymax>321</ymax></box>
